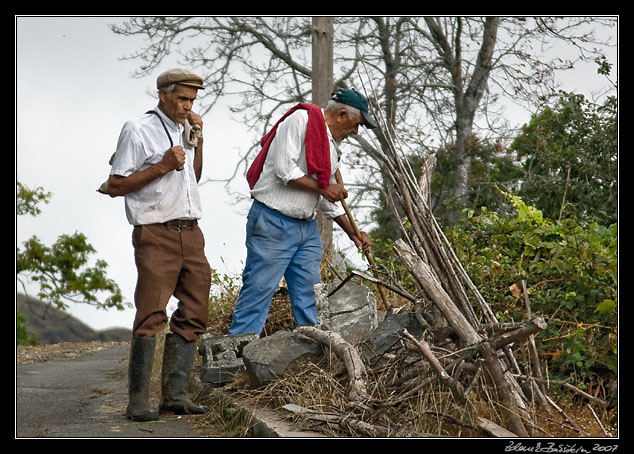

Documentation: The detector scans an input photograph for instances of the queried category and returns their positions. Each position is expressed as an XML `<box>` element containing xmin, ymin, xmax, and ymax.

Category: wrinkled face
<box><xmin>328</xmin><ymin>109</ymin><xmax>364</xmax><ymax>142</ymax></box>
<box><xmin>159</xmin><ymin>84</ymin><xmax>198</xmax><ymax>125</ymax></box>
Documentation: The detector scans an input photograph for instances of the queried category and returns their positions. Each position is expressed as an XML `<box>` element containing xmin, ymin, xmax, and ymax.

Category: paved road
<box><xmin>16</xmin><ymin>343</ymin><xmax>205</xmax><ymax>438</ymax></box>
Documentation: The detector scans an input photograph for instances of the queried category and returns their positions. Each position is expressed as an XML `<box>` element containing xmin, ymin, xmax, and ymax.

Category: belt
<box><xmin>164</xmin><ymin>219</ymin><xmax>198</xmax><ymax>229</ymax></box>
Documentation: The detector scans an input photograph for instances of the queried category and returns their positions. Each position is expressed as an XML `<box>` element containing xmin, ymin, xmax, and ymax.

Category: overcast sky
<box><xmin>15</xmin><ymin>16</ymin><xmax>618</xmax><ymax>332</ymax></box>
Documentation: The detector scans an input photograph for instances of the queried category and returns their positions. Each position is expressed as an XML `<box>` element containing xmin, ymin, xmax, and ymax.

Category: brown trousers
<box><xmin>131</xmin><ymin>222</ymin><xmax>211</xmax><ymax>342</ymax></box>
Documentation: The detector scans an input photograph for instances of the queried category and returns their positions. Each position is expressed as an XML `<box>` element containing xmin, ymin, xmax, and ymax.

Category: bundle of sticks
<box><xmin>350</xmin><ymin>77</ymin><xmax>552</xmax><ymax>437</ymax></box>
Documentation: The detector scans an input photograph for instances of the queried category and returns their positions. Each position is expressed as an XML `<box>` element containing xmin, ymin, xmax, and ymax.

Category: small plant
<box><xmin>206</xmin><ymin>268</ymin><xmax>243</xmax><ymax>335</ymax></box>
<box><xmin>17</xmin><ymin>311</ymin><xmax>38</xmax><ymax>346</ymax></box>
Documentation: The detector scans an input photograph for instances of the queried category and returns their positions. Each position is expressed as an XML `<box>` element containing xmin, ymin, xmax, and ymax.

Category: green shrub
<box><xmin>17</xmin><ymin>311</ymin><xmax>39</xmax><ymax>346</ymax></box>
<box><xmin>447</xmin><ymin>190</ymin><xmax>617</xmax><ymax>389</ymax></box>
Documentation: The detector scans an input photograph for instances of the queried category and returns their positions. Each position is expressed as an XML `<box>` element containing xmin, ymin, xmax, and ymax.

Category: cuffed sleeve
<box><xmin>318</xmin><ymin>198</ymin><xmax>346</xmax><ymax>220</ymax></box>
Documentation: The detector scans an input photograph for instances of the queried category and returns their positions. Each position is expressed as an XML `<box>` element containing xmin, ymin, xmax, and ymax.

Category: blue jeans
<box><xmin>228</xmin><ymin>201</ymin><xmax>323</xmax><ymax>335</ymax></box>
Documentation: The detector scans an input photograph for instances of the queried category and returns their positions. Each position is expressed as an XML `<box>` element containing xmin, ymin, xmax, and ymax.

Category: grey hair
<box><xmin>160</xmin><ymin>83</ymin><xmax>178</xmax><ymax>95</ymax></box>
<box><xmin>326</xmin><ymin>100</ymin><xmax>362</xmax><ymax>121</ymax></box>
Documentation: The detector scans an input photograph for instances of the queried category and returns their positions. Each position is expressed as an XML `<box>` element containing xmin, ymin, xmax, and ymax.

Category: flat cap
<box><xmin>156</xmin><ymin>68</ymin><xmax>205</xmax><ymax>90</ymax></box>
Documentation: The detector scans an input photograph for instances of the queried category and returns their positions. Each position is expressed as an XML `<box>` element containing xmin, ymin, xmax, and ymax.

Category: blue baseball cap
<box><xmin>331</xmin><ymin>88</ymin><xmax>378</xmax><ymax>129</ymax></box>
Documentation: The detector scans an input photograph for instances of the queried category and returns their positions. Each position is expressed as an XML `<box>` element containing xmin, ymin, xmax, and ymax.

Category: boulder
<box><xmin>200</xmin><ymin>281</ymin><xmax>380</xmax><ymax>389</ymax></box>
<box><xmin>361</xmin><ymin>306</ymin><xmax>427</xmax><ymax>362</ymax></box>
<box><xmin>316</xmin><ymin>282</ymin><xmax>378</xmax><ymax>345</ymax></box>
<box><xmin>241</xmin><ymin>331</ymin><xmax>324</xmax><ymax>387</ymax></box>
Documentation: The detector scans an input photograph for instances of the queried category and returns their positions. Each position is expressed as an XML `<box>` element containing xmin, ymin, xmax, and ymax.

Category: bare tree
<box><xmin>111</xmin><ymin>16</ymin><xmax>616</xmax><ymax>226</ymax></box>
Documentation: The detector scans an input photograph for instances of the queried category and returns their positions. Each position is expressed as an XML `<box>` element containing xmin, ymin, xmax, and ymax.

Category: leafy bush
<box><xmin>447</xmin><ymin>190</ymin><xmax>617</xmax><ymax>390</ymax></box>
<box><xmin>511</xmin><ymin>93</ymin><xmax>617</xmax><ymax>226</ymax></box>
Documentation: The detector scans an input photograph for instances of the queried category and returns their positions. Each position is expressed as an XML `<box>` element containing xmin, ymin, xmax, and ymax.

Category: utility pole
<box><xmin>312</xmin><ymin>17</ymin><xmax>334</xmax><ymax>106</ymax></box>
<box><xmin>312</xmin><ymin>17</ymin><xmax>335</xmax><ymax>271</ymax></box>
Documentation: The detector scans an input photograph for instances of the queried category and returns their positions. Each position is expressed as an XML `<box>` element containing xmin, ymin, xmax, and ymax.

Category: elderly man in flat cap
<box><xmin>107</xmin><ymin>68</ymin><xmax>211</xmax><ymax>421</ymax></box>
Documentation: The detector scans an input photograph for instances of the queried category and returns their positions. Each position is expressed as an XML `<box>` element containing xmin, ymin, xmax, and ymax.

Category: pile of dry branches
<box><xmin>363</xmin><ymin>87</ymin><xmax>534</xmax><ymax>436</ymax></box>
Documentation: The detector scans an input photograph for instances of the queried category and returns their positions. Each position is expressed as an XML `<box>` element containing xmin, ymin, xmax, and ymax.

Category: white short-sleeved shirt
<box><xmin>110</xmin><ymin>108</ymin><xmax>203</xmax><ymax>226</ymax></box>
<box><xmin>249</xmin><ymin>109</ymin><xmax>346</xmax><ymax>220</ymax></box>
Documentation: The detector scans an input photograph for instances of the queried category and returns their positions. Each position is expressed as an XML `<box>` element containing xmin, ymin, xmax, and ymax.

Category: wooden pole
<box><xmin>312</xmin><ymin>17</ymin><xmax>335</xmax><ymax>265</ymax></box>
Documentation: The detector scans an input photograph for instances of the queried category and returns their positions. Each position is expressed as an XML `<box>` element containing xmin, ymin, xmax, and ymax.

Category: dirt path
<box><xmin>16</xmin><ymin>342</ymin><xmax>207</xmax><ymax>438</ymax></box>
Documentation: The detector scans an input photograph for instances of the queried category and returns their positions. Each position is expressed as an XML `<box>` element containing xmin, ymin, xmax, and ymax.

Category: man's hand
<box><xmin>319</xmin><ymin>183</ymin><xmax>348</xmax><ymax>203</ymax></box>
<box><xmin>161</xmin><ymin>146</ymin><xmax>186</xmax><ymax>171</ymax></box>
<box><xmin>108</xmin><ymin>147</ymin><xmax>184</xmax><ymax>198</ymax></box>
<box><xmin>333</xmin><ymin>214</ymin><xmax>372</xmax><ymax>253</ymax></box>
<box><xmin>352</xmin><ymin>231</ymin><xmax>372</xmax><ymax>253</ymax></box>
<box><xmin>187</xmin><ymin>111</ymin><xmax>203</xmax><ymax>129</ymax></box>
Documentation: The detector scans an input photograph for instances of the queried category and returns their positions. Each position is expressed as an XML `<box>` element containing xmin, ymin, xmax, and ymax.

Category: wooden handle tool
<box><xmin>334</xmin><ymin>169</ymin><xmax>388</xmax><ymax>310</ymax></box>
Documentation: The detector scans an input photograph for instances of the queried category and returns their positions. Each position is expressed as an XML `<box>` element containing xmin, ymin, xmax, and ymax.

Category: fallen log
<box><xmin>478</xmin><ymin>341</ymin><xmax>529</xmax><ymax>437</ymax></box>
<box><xmin>295</xmin><ymin>326</ymin><xmax>369</xmax><ymax>402</ymax></box>
<box><xmin>282</xmin><ymin>403</ymin><xmax>389</xmax><ymax>436</ymax></box>
<box><xmin>490</xmin><ymin>317</ymin><xmax>547</xmax><ymax>350</ymax></box>
<box><xmin>475</xmin><ymin>417</ymin><xmax>519</xmax><ymax>438</ymax></box>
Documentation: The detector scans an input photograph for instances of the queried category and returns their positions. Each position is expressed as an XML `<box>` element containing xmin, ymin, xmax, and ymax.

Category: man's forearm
<box><xmin>334</xmin><ymin>214</ymin><xmax>372</xmax><ymax>252</ymax></box>
<box><xmin>287</xmin><ymin>175</ymin><xmax>321</xmax><ymax>193</ymax></box>
<box><xmin>107</xmin><ymin>162</ymin><xmax>171</xmax><ymax>197</ymax></box>
<box><xmin>333</xmin><ymin>214</ymin><xmax>356</xmax><ymax>239</ymax></box>
<box><xmin>288</xmin><ymin>176</ymin><xmax>348</xmax><ymax>203</ymax></box>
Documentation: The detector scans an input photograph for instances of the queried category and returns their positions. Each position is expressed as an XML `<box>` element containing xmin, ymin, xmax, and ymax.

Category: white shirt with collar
<box><xmin>249</xmin><ymin>108</ymin><xmax>346</xmax><ymax>221</ymax></box>
<box><xmin>110</xmin><ymin>107</ymin><xmax>202</xmax><ymax>226</ymax></box>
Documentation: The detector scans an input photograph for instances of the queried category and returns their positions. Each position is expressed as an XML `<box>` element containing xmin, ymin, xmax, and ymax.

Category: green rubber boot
<box><xmin>126</xmin><ymin>336</ymin><xmax>160</xmax><ymax>422</ymax></box>
<box><xmin>159</xmin><ymin>333</ymin><xmax>209</xmax><ymax>415</ymax></box>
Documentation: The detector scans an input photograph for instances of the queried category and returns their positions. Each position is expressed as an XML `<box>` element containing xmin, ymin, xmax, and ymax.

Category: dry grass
<box><xmin>225</xmin><ymin>355</ymin><xmax>616</xmax><ymax>438</ymax></box>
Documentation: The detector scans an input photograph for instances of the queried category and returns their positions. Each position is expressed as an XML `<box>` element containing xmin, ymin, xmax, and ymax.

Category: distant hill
<box><xmin>16</xmin><ymin>293</ymin><xmax>131</xmax><ymax>345</ymax></box>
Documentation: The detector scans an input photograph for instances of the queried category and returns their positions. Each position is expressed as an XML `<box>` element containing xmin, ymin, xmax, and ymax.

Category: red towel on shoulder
<box><xmin>246</xmin><ymin>103</ymin><xmax>331</xmax><ymax>189</ymax></box>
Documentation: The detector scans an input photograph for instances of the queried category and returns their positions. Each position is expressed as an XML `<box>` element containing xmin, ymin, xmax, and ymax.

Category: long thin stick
<box><xmin>559</xmin><ymin>167</ymin><xmax>571</xmax><ymax>221</ymax></box>
<box><xmin>335</xmin><ymin>169</ymin><xmax>389</xmax><ymax>311</ymax></box>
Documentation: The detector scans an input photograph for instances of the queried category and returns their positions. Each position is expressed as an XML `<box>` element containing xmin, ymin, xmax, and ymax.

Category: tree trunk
<box><xmin>448</xmin><ymin>128</ymin><xmax>473</xmax><ymax>226</ymax></box>
<box><xmin>428</xmin><ymin>16</ymin><xmax>500</xmax><ymax>226</ymax></box>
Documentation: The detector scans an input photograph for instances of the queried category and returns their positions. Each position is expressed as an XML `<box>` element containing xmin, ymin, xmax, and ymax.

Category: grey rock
<box><xmin>199</xmin><ymin>332</ymin><xmax>259</xmax><ymax>385</ymax></box>
<box><xmin>206</xmin><ymin>281</ymin><xmax>380</xmax><ymax>389</ymax></box>
<box><xmin>317</xmin><ymin>282</ymin><xmax>378</xmax><ymax>345</ymax></box>
<box><xmin>241</xmin><ymin>331</ymin><xmax>323</xmax><ymax>387</ymax></box>
<box><xmin>361</xmin><ymin>307</ymin><xmax>426</xmax><ymax>362</ymax></box>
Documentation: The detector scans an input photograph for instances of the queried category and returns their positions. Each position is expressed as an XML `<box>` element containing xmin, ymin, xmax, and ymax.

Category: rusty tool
<box><xmin>334</xmin><ymin>169</ymin><xmax>389</xmax><ymax>311</ymax></box>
